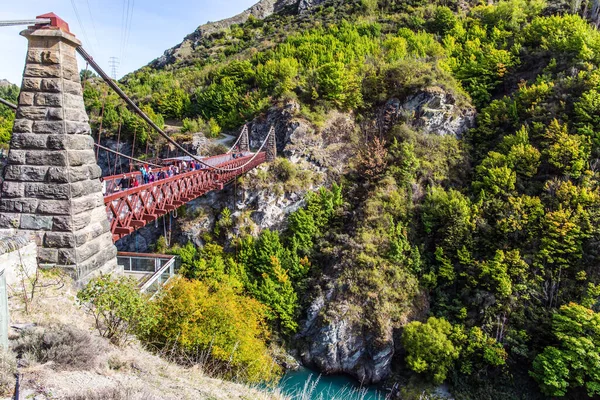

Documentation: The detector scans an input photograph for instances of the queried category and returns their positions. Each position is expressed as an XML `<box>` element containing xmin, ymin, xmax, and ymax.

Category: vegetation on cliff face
<box><xmin>3</xmin><ymin>0</ymin><xmax>600</xmax><ymax>397</ymax></box>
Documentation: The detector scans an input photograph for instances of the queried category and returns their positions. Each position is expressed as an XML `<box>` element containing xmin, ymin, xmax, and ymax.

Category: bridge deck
<box><xmin>105</xmin><ymin>151</ymin><xmax>266</xmax><ymax>242</ymax></box>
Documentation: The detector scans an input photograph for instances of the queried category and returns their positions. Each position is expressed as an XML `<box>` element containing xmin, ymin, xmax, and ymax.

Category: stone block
<box><xmin>63</xmin><ymin>80</ymin><xmax>82</xmax><ymax>96</ymax></box>
<box><xmin>36</xmin><ymin>199</ymin><xmax>70</xmax><ymax>215</ymax></box>
<box><xmin>58</xmin><ymin>248</ymin><xmax>76</xmax><ymax>265</ymax></box>
<box><xmin>63</xmin><ymin>93</ymin><xmax>84</xmax><ymax>110</ymax></box>
<box><xmin>12</xmin><ymin>119</ymin><xmax>34</xmax><ymax>134</ymax></box>
<box><xmin>3</xmin><ymin>165</ymin><xmax>49</xmax><ymax>182</ymax></box>
<box><xmin>62</xmin><ymin>64</ymin><xmax>80</xmax><ymax>82</ymax></box>
<box><xmin>33</xmin><ymin>121</ymin><xmax>64</xmax><ymax>135</ymax></box>
<box><xmin>0</xmin><ymin>199</ymin><xmax>38</xmax><ymax>213</ymax></box>
<box><xmin>67</xmin><ymin>150</ymin><xmax>96</xmax><ymax>167</ymax></box>
<box><xmin>27</xmin><ymin>49</ymin><xmax>60</xmax><ymax>64</ymax></box>
<box><xmin>53</xmin><ymin>212</ymin><xmax>90</xmax><ymax>231</ymax></box>
<box><xmin>74</xmin><ymin>232</ymin><xmax>111</xmax><ymax>262</ymax></box>
<box><xmin>16</xmin><ymin>106</ymin><xmax>48</xmax><ymax>121</ymax></box>
<box><xmin>24</xmin><ymin>182</ymin><xmax>70</xmax><ymax>200</ymax></box>
<box><xmin>71</xmin><ymin>180</ymin><xmax>102</xmax><ymax>198</ymax></box>
<box><xmin>19</xmin><ymin>92</ymin><xmax>34</xmax><ymax>106</ymax></box>
<box><xmin>71</xmin><ymin>194</ymin><xmax>103</xmax><ymax>214</ymax></box>
<box><xmin>24</xmin><ymin>64</ymin><xmax>60</xmax><ymax>78</ymax></box>
<box><xmin>20</xmin><ymin>214</ymin><xmax>53</xmax><ymax>230</ymax></box>
<box><xmin>34</xmin><ymin>93</ymin><xmax>62</xmax><ymax>107</ymax></box>
<box><xmin>46</xmin><ymin>108</ymin><xmax>64</xmax><ymax>120</ymax></box>
<box><xmin>25</xmin><ymin>150</ymin><xmax>67</xmax><ymax>166</ymax></box>
<box><xmin>74</xmin><ymin>222</ymin><xmax>106</xmax><ymax>247</ymax></box>
<box><xmin>76</xmin><ymin>248</ymin><xmax>118</xmax><ymax>281</ymax></box>
<box><xmin>10</xmin><ymin>132</ymin><xmax>46</xmax><ymax>149</ymax></box>
<box><xmin>47</xmin><ymin>135</ymin><xmax>93</xmax><ymax>151</ymax></box>
<box><xmin>21</xmin><ymin>78</ymin><xmax>41</xmax><ymax>91</ymax></box>
<box><xmin>65</xmin><ymin>122</ymin><xmax>90</xmax><ymax>135</ymax></box>
<box><xmin>64</xmin><ymin>108</ymin><xmax>88</xmax><ymax>122</ymax></box>
<box><xmin>40</xmin><ymin>78</ymin><xmax>62</xmax><ymax>92</ymax></box>
<box><xmin>89</xmin><ymin>165</ymin><xmax>102</xmax><ymax>180</ymax></box>
<box><xmin>0</xmin><ymin>213</ymin><xmax>20</xmax><ymax>229</ymax></box>
<box><xmin>44</xmin><ymin>232</ymin><xmax>76</xmax><ymax>248</ymax></box>
<box><xmin>37</xmin><ymin>248</ymin><xmax>58</xmax><ymax>264</ymax></box>
<box><xmin>47</xmin><ymin>167</ymin><xmax>69</xmax><ymax>183</ymax></box>
<box><xmin>1</xmin><ymin>182</ymin><xmax>24</xmax><ymax>198</ymax></box>
<box><xmin>67</xmin><ymin>165</ymin><xmax>92</xmax><ymax>182</ymax></box>
<box><xmin>7</xmin><ymin>150</ymin><xmax>25</xmax><ymax>165</ymax></box>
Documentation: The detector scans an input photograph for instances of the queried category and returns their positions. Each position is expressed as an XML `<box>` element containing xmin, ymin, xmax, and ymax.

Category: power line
<box><xmin>76</xmin><ymin>45</ymin><xmax>275</xmax><ymax>173</ymax></box>
<box><xmin>70</xmin><ymin>0</ymin><xmax>96</xmax><ymax>55</ymax></box>
<box><xmin>84</xmin><ymin>0</ymin><xmax>100</xmax><ymax>50</ymax></box>
<box><xmin>122</xmin><ymin>0</ymin><xmax>135</xmax><ymax>66</ymax></box>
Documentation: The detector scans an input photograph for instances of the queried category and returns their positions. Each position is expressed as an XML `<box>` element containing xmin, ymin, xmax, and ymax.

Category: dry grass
<box><xmin>6</xmin><ymin>272</ymin><xmax>285</xmax><ymax>400</ymax></box>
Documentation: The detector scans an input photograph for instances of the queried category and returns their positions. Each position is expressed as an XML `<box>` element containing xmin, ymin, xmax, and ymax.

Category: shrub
<box><xmin>141</xmin><ymin>277</ymin><xmax>281</xmax><ymax>384</ymax></box>
<box><xmin>77</xmin><ymin>275</ymin><xmax>156</xmax><ymax>346</ymax></box>
<box><xmin>13</xmin><ymin>324</ymin><xmax>102</xmax><ymax>371</ymax></box>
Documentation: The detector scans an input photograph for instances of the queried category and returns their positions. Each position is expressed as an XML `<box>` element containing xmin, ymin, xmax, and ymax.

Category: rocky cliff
<box><xmin>295</xmin><ymin>88</ymin><xmax>474</xmax><ymax>384</ymax></box>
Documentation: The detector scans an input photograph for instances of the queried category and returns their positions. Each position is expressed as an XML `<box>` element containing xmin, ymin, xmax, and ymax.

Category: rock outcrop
<box><xmin>299</xmin><ymin>288</ymin><xmax>396</xmax><ymax>384</ymax></box>
<box><xmin>379</xmin><ymin>86</ymin><xmax>475</xmax><ymax>137</ymax></box>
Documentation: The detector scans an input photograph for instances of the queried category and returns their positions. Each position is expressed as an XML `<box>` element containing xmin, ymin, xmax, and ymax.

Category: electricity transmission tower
<box><xmin>108</xmin><ymin>57</ymin><xmax>120</xmax><ymax>80</ymax></box>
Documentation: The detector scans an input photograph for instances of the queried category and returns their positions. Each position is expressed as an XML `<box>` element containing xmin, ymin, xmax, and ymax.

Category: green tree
<box><xmin>531</xmin><ymin>303</ymin><xmax>600</xmax><ymax>397</ymax></box>
<box><xmin>402</xmin><ymin>317</ymin><xmax>460</xmax><ymax>384</ymax></box>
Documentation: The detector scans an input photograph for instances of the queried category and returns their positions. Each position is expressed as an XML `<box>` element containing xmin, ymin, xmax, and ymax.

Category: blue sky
<box><xmin>0</xmin><ymin>0</ymin><xmax>258</xmax><ymax>85</ymax></box>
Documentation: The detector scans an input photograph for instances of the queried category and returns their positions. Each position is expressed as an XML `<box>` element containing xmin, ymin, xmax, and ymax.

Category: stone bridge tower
<box><xmin>0</xmin><ymin>14</ymin><xmax>117</xmax><ymax>281</ymax></box>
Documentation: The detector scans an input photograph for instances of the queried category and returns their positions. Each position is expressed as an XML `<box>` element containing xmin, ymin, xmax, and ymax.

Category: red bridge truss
<box><xmin>104</xmin><ymin>151</ymin><xmax>267</xmax><ymax>242</ymax></box>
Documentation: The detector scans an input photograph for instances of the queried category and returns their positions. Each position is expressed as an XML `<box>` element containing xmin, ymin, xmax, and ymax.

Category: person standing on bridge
<box><xmin>140</xmin><ymin>165</ymin><xmax>148</xmax><ymax>184</ymax></box>
<box><xmin>121</xmin><ymin>175</ymin><xmax>130</xmax><ymax>191</ymax></box>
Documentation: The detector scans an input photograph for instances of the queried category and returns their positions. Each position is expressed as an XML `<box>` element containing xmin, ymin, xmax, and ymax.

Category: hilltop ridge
<box><xmin>150</xmin><ymin>0</ymin><xmax>333</xmax><ymax>68</ymax></box>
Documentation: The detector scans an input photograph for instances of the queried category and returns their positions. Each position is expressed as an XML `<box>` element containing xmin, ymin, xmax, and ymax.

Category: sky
<box><xmin>0</xmin><ymin>0</ymin><xmax>258</xmax><ymax>85</ymax></box>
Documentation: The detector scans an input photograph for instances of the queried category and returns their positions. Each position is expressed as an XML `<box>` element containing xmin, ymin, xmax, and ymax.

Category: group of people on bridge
<box><xmin>100</xmin><ymin>152</ymin><xmax>248</xmax><ymax>196</ymax></box>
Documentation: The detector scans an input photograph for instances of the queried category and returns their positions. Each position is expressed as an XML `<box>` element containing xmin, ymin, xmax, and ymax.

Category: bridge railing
<box><xmin>104</xmin><ymin>151</ymin><xmax>267</xmax><ymax>241</ymax></box>
<box><xmin>117</xmin><ymin>252</ymin><xmax>179</xmax><ymax>295</ymax></box>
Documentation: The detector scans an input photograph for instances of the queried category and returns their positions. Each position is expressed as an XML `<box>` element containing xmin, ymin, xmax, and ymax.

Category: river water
<box><xmin>278</xmin><ymin>367</ymin><xmax>387</xmax><ymax>400</ymax></box>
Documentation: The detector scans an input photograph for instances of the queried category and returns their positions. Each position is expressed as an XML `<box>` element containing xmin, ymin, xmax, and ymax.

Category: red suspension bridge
<box><xmin>0</xmin><ymin>13</ymin><xmax>277</xmax><ymax>243</ymax></box>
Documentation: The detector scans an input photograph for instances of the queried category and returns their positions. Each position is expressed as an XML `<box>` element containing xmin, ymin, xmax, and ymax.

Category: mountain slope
<box><xmin>78</xmin><ymin>0</ymin><xmax>600</xmax><ymax>398</ymax></box>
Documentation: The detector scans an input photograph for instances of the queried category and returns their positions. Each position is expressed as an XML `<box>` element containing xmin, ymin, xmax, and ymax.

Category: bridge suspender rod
<box><xmin>0</xmin><ymin>98</ymin><xmax>17</xmax><ymax>110</ymax></box>
<box><xmin>93</xmin><ymin>143</ymin><xmax>161</xmax><ymax>168</ymax></box>
<box><xmin>76</xmin><ymin>45</ymin><xmax>274</xmax><ymax>173</ymax></box>
<box><xmin>0</xmin><ymin>19</ymin><xmax>51</xmax><ymax>27</ymax></box>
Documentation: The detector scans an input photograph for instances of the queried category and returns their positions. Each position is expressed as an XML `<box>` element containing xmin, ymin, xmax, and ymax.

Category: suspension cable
<box><xmin>0</xmin><ymin>19</ymin><xmax>51</xmax><ymax>27</ymax></box>
<box><xmin>113</xmin><ymin>122</ymin><xmax>122</xmax><ymax>176</ymax></box>
<box><xmin>226</xmin><ymin>124</ymin><xmax>247</xmax><ymax>153</ymax></box>
<box><xmin>94</xmin><ymin>143</ymin><xmax>161</xmax><ymax>168</ymax></box>
<box><xmin>0</xmin><ymin>98</ymin><xmax>17</xmax><ymax>110</ymax></box>
<box><xmin>75</xmin><ymin>45</ymin><xmax>273</xmax><ymax>172</ymax></box>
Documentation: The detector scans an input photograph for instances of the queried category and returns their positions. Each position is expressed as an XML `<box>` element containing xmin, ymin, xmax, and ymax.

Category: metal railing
<box><xmin>117</xmin><ymin>252</ymin><xmax>179</xmax><ymax>295</ymax></box>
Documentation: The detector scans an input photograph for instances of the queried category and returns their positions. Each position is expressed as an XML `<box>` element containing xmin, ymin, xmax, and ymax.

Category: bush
<box><xmin>13</xmin><ymin>324</ymin><xmax>102</xmax><ymax>371</ymax></box>
<box><xmin>141</xmin><ymin>277</ymin><xmax>281</xmax><ymax>384</ymax></box>
<box><xmin>77</xmin><ymin>275</ymin><xmax>156</xmax><ymax>346</ymax></box>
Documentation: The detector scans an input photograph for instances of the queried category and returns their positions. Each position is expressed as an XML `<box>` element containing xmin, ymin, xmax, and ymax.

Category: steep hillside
<box><xmin>72</xmin><ymin>0</ymin><xmax>600</xmax><ymax>398</ymax></box>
